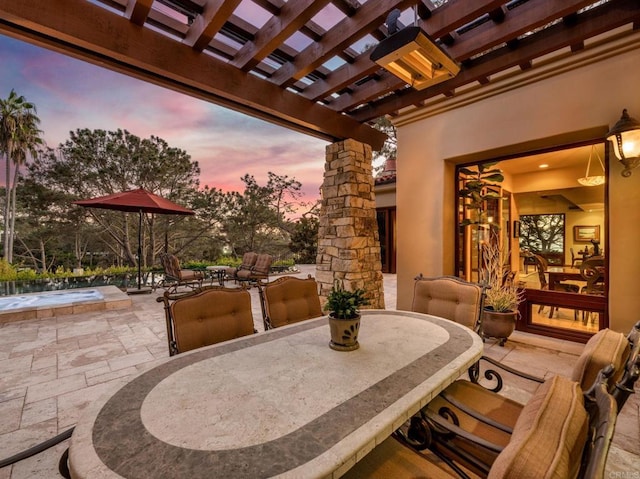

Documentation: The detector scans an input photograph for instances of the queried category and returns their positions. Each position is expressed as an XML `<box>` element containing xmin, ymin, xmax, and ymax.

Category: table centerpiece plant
<box><xmin>324</xmin><ymin>280</ymin><xmax>369</xmax><ymax>351</ymax></box>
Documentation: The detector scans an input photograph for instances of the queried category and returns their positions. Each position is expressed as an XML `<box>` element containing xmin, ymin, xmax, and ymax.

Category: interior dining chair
<box><xmin>570</xmin><ymin>247</ymin><xmax>582</xmax><ymax>268</ymax></box>
<box><xmin>343</xmin><ymin>370</ymin><xmax>617</xmax><ymax>479</ymax></box>
<box><xmin>258</xmin><ymin>275</ymin><xmax>323</xmax><ymax>330</ymax></box>
<box><xmin>157</xmin><ymin>285</ymin><xmax>256</xmax><ymax>356</ymax></box>
<box><xmin>408</xmin><ymin>326</ymin><xmax>637</xmax><ymax>477</ymax></box>
<box><xmin>411</xmin><ymin>275</ymin><xmax>484</xmax><ymax>332</ymax></box>
<box><xmin>532</xmin><ymin>253</ymin><xmax>579</xmax><ymax>318</ymax></box>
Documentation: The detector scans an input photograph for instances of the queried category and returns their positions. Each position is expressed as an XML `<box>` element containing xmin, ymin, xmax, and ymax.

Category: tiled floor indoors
<box><xmin>0</xmin><ymin>266</ymin><xmax>638</xmax><ymax>478</ymax></box>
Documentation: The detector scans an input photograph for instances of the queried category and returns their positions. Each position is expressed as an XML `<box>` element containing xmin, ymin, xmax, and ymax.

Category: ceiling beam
<box><xmin>269</xmin><ymin>0</ymin><xmax>415</xmax><ymax>87</ymax></box>
<box><xmin>350</xmin><ymin>0</ymin><xmax>640</xmax><ymax>122</ymax></box>
<box><xmin>0</xmin><ymin>0</ymin><xmax>386</xmax><ymax>149</ymax></box>
<box><xmin>301</xmin><ymin>0</ymin><xmax>506</xmax><ymax>104</ymax></box>
<box><xmin>231</xmin><ymin>0</ymin><xmax>331</xmax><ymax>71</ymax></box>
<box><xmin>184</xmin><ymin>0</ymin><xmax>242</xmax><ymax>51</ymax></box>
<box><xmin>126</xmin><ymin>0</ymin><xmax>153</xmax><ymax>26</ymax></box>
<box><xmin>445</xmin><ymin>0</ymin><xmax>599</xmax><ymax>61</ymax></box>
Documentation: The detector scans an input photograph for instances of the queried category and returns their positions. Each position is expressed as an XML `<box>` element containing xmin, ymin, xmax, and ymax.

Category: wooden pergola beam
<box><xmin>126</xmin><ymin>0</ymin><xmax>153</xmax><ymax>26</ymax></box>
<box><xmin>184</xmin><ymin>0</ymin><xmax>242</xmax><ymax>52</ymax></box>
<box><xmin>231</xmin><ymin>0</ymin><xmax>331</xmax><ymax>71</ymax></box>
<box><xmin>269</xmin><ymin>0</ymin><xmax>415</xmax><ymax>87</ymax></box>
<box><xmin>0</xmin><ymin>0</ymin><xmax>386</xmax><ymax>149</ymax></box>
<box><xmin>350</xmin><ymin>0</ymin><xmax>640</xmax><ymax>122</ymax></box>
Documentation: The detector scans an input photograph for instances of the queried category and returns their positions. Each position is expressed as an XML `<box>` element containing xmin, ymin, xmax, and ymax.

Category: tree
<box><xmin>223</xmin><ymin>173</ymin><xmax>303</xmax><ymax>256</ymax></box>
<box><xmin>0</xmin><ymin>89</ymin><xmax>43</xmax><ymax>263</ymax></box>
<box><xmin>24</xmin><ymin>129</ymin><xmax>202</xmax><ymax>269</ymax></box>
<box><xmin>372</xmin><ymin>116</ymin><xmax>397</xmax><ymax>176</ymax></box>
<box><xmin>288</xmin><ymin>215</ymin><xmax>319</xmax><ymax>264</ymax></box>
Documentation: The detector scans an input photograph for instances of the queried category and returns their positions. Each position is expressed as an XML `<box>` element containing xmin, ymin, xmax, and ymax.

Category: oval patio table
<box><xmin>68</xmin><ymin>310</ymin><xmax>483</xmax><ymax>479</ymax></box>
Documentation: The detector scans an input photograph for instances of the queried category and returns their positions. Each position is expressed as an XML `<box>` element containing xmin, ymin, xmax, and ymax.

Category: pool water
<box><xmin>0</xmin><ymin>289</ymin><xmax>104</xmax><ymax>311</ymax></box>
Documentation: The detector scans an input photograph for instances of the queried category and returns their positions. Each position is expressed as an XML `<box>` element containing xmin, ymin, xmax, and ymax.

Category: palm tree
<box><xmin>0</xmin><ymin>89</ymin><xmax>42</xmax><ymax>263</ymax></box>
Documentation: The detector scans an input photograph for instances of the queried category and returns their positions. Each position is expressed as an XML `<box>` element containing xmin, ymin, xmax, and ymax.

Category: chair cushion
<box><xmin>488</xmin><ymin>375</ymin><xmax>588</xmax><ymax>479</ymax></box>
<box><xmin>170</xmin><ymin>288</ymin><xmax>254</xmax><ymax>353</ymax></box>
<box><xmin>412</xmin><ymin>277</ymin><xmax>483</xmax><ymax>329</ymax></box>
<box><xmin>571</xmin><ymin>328</ymin><xmax>629</xmax><ymax>391</ymax></box>
<box><xmin>252</xmin><ymin>254</ymin><xmax>273</xmax><ymax>275</ymax></box>
<box><xmin>264</xmin><ymin>277</ymin><xmax>322</xmax><ymax>328</ymax></box>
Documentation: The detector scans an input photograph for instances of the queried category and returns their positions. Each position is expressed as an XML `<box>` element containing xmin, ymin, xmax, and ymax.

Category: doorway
<box><xmin>455</xmin><ymin>141</ymin><xmax>608</xmax><ymax>341</ymax></box>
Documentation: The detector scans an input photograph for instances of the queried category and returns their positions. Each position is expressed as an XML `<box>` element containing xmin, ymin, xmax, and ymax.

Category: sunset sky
<box><xmin>0</xmin><ymin>34</ymin><xmax>331</xmax><ymax>207</ymax></box>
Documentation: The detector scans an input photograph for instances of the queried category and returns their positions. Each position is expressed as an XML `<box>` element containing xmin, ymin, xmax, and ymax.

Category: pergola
<box><xmin>1</xmin><ymin>1</ymin><xmax>637</xmax><ymax>148</ymax></box>
<box><xmin>1</xmin><ymin>0</ymin><xmax>639</xmax><ymax>304</ymax></box>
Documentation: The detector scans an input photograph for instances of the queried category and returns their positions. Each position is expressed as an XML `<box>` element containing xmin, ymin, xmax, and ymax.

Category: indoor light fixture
<box><xmin>606</xmin><ymin>109</ymin><xmax>640</xmax><ymax>177</ymax></box>
<box><xmin>577</xmin><ymin>145</ymin><xmax>605</xmax><ymax>187</ymax></box>
<box><xmin>369</xmin><ymin>10</ymin><xmax>460</xmax><ymax>90</ymax></box>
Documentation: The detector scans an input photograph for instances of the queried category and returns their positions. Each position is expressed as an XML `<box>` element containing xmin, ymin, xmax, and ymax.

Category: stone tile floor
<box><xmin>0</xmin><ymin>265</ymin><xmax>638</xmax><ymax>478</ymax></box>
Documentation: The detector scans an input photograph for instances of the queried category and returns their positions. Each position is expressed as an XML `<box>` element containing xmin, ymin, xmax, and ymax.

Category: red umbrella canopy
<box><xmin>73</xmin><ymin>188</ymin><xmax>194</xmax><ymax>215</ymax></box>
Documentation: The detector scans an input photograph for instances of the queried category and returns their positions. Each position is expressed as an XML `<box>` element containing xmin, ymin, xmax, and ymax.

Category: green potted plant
<box><xmin>480</xmin><ymin>237</ymin><xmax>524</xmax><ymax>346</ymax></box>
<box><xmin>324</xmin><ymin>280</ymin><xmax>370</xmax><ymax>351</ymax></box>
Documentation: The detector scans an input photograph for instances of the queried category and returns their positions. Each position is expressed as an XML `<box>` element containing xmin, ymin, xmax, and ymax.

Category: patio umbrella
<box><xmin>73</xmin><ymin>188</ymin><xmax>194</xmax><ymax>293</ymax></box>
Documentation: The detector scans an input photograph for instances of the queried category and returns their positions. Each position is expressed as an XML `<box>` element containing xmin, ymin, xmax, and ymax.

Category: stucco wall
<box><xmin>394</xmin><ymin>34</ymin><xmax>640</xmax><ymax>334</ymax></box>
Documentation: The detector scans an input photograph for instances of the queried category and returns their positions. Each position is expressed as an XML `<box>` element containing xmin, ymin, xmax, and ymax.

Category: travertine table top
<box><xmin>69</xmin><ymin>310</ymin><xmax>483</xmax><ymax>479</ymax></box>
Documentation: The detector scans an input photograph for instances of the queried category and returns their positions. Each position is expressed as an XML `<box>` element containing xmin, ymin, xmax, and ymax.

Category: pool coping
<box><xmin>0</xmin><ymin>286</ymin><xmax>132</xmax><ymax>324</ymax></box>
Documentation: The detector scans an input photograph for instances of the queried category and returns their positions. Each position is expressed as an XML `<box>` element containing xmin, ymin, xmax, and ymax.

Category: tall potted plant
<box><xmin>480</xmin><ymin>238</ymin><xmax>524</xmax><ymax>346</ymax></box>
<box><xmin>324</xmin><ymin>280</ymin><xmax>369</xmax><ymax>351</ymax></box>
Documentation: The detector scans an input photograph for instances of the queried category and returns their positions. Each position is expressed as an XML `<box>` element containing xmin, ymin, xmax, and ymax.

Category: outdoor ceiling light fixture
<box><xmin>577</xmin><ymin>145</ymin><xmax>605</xmax><ymax>187</ymax></box>
<box><xmin>606</xmin><ymin>109</ymin><xmax>640</xmax><ymax>177</ymax></box>
<box><xmin>370</xmin><ymin>10</ymin><xmax>460</xmax><ymax>90</ymax></box>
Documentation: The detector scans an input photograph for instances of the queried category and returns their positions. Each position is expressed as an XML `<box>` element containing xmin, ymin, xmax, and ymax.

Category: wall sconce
<box><xmin>606</xmin><ymin>109</ymin><xmax>640</xmax><ymax>177</ymax></box>
<box><xmin>369</xmin><ymin>25</ymin><xmax>460</xmax><ymax>90</ymax></box>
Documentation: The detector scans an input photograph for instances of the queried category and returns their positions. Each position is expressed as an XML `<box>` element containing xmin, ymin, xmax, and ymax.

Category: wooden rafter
<box><xmin>126</xmin><ymin>0</ymin><xmax>153</xmax><ymax>26</ymax></box>
<box><xmin>184</xmin><ymin>0</ymin><xmax>242</xmax><ymax>51</ymax></box>
<box><xmin>269</xmin><ymin>0</ymin><xmax>416</xmax><ymax>87</ymax></box>
<box><xmin>350</xmin><ymin>0</ymin><xmax>640</xmax><ymax>122</ymax></box>
<box><xmin>0</xmin><ymin>0</ymin><xmax>386</xmax><ymax>149</ymax></box>
<box><xmin>231</xmin><ymin>0</ymin><xmax>331</xmax><ymax>71</ymax></box>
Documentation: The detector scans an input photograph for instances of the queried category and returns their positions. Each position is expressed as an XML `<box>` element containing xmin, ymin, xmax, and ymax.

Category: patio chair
<box><xmin>236</xmin><ymin>253</ymin><xmax>273</xmax><ymax>286</ymax></box>
<box><xmin>225</xmin><ymin>251</ymin><xmax>258</xmax><ymax>283</ymax></box>
<box><xmin>344</xmin><ymin>369</ymin><xmax>617</xmax><ymax>479</ymax></box>
<box><xmin>412</xmin><ymin>274</ymin><xmax>484</xmax><ymax>332</ymax></box>
<box><xmin>157</xmin><ymin>285</ymin><xmax>256</xmax><ymax>356</ymax></box>
<box><xmin>157</xmin><ymin>252</ymin><xmax>204</xmax><ymax>292</ymax></box>
<box><xmin>258</xmin><ymin>275</ymin><xmax>322</xmax><ymax>330</ymax></box>
<box><xmin>399</xmin><ymin>325</ymin><xmax>638</xmax><ymax>477</ymax></box>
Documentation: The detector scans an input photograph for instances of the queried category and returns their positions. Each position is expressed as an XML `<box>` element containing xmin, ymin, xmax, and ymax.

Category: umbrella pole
<box><xmin>137</xmin><ymin>210</ymin><xmax>142</xmax><ymax>290</ymax></box>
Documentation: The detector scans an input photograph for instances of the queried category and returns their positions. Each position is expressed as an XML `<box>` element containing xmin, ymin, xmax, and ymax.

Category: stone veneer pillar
<box><xmin>316</xmin><ymin>138</ymin><xmax>385</xmax><ymax>309</ymax></box>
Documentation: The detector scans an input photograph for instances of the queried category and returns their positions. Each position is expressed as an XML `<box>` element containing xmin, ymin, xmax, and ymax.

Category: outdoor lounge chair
<box><xmin>225</xmin><ymin>252</ymin><xmax>258</xmax><ymax>283</ymax></box>
<box><xmin>158</xmin><ymin>252</ymin><xmax>203</xmax><ymax>292</ymax></box>
<box><xmin>412</xmin><ymin>274</ymin><xmax>485</xmax><ymax>332</ymax></box>
<box><xmin>344</xmin><ymin>368</ymin><xmax>617</xmax><ymax>479</ymax></box>
<box><xmin>235</xmin><ymin>253</ymin><xmax>273</xmax><ymax>286</ymax></box>
<box><xmin>157</xmin><ymin>285</ymin><xmax>256</xmax><ymax>356</ymax></box>
<box><xmin>258</xmin><ymin>275</ymin><xmax>323</xmax><ymax>330</ymax></box>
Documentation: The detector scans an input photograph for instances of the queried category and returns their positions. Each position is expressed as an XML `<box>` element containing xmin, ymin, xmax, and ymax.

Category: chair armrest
<box><xmin>424</xmin><ymin>409</ymin><xmax>505</xmax><ymax>454</ymax></box>
<box><xmin>439</xmin><ymin>389</ymin><xmax>514</xmax><ymax>434</ymax></box>
<box><xmin>468</xmin><ymin>355</ymin><xmax>545</xmax><ymax>392</ymax></box>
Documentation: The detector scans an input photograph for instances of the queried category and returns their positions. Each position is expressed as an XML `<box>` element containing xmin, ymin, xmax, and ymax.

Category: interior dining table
<box><xmin>547</xmin><ymin>266</ymin><xmax>585</xmax><ymax>290</ymax></box>
<box><xmin>68</xmin><ymin>310</ymin><xmax>483</xmax><ymax>479</ymax></box>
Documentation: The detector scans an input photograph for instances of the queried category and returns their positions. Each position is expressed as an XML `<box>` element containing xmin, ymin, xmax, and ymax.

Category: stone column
<box><xmin>316</xmin><ymin>138</ymin><xmax>385</xmax><ymax>309</ymax></box>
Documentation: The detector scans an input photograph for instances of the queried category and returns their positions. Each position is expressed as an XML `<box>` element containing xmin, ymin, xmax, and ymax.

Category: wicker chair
<box><xmin>157</xmin><ymin>286</ymin><xmax>256</xmax><ymax>356</ymax></box>
<box><xmin>412</xmin><ymin>274</ymin><xmax>484</xmax><ymax>332</ymax></box>
<box><xmin>258</xmin><ymin>275</ymin><xmax>322</xmax><ymax>330</ymax></box>
<box><xmin>343</xmin><ymin>368</ymin><xmax>617</xmax><ymax>479</ymax></box>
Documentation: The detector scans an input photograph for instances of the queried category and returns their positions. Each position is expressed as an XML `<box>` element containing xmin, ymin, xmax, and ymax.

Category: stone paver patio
<box><xmin>0</xmin><ymin>265</ymin><xmax>638</xmax><ymax>478</ymax></box>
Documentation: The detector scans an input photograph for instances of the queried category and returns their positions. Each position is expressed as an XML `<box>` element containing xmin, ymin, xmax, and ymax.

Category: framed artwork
<box><xmin>513</xmin><ymin>220</ymin><xmax>521</xmax><ymax>238</ymax></box>
<box><xmin>573</xmin><ymin>225</ymin><xmax>600</xmax><ymax>242</ymax></box>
